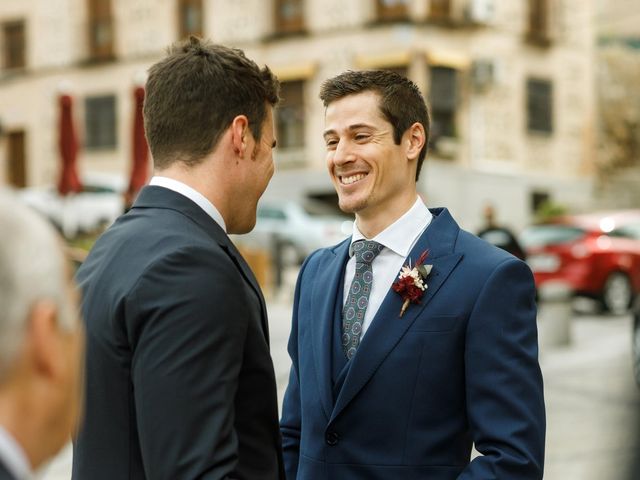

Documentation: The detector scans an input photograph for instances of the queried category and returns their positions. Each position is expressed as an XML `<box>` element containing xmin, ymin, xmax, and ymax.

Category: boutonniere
<box><xmin>392</xmin><ymin>250</ymin><xmax>432</xmax><ymax>318</ymax></box>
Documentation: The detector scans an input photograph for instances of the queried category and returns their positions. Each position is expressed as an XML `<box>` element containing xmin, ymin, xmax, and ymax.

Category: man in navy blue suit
<box><xmin>73</xmin><ymin>37</ymin><xmax>284</xmax><ymax>479</ymax></box>
<box><xmin>280</xmin><ymin>70</ymin><xmax>545</xmax><ymax>479</ymax></box>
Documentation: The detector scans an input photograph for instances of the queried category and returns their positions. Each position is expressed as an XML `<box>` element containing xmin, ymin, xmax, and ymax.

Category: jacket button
<box><xmin>325</xmin><ymin>431</ymin><xmax>339</xmax><ymax>446</ymax></box>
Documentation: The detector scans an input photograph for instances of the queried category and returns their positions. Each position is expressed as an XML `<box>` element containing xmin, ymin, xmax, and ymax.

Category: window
<box><xmin>276</xmin><ymin>81</ymin><xmax>305</xmax><ymax>149</ymax></box>
<box><xmin>527</xmin><ymin>0</ymin><xmax>551</xmax><ymax>45</ymax></box>
<box><xmin>178</xmin><ymin>0</ymin><xmax>203</xmax><ymax>39</ymax></box>
<box><xmin>88</xmin><ymin>0</ymin><xmax>114</xmax><ymax>61</ymax></box>
<box><xmin>85</xmin><ymin>95</ymin><xmax>117</xmax><ymax>149</ymax></box>
<box><xmin>527</xmin><ymin>78</ymin><xmax>553</xmax><ymax>134</ymax></box>
<box><xmin>275</xmin><ymin>0</ymin><xmax>305</xmax><ymax>35</ymax></box>
<box><xmin>3</xmin><ymin>21</ymin><xmax>26</xmax><ymax>70</ymax></box>
<box><xmin>428</xmin><ymin>0</ymin><xmax>451</xmax><ymax>21</ymax></box>
<box><xmin>429</xmin><ymin>66</ymin><xmax>458</xmax><ymax>139</ymax></box>
<box><xmin>376</xmin><ymin>0</ymin><xmax>410</xmax><ymax>22</ymax></box>
<box><xmin>530</xmin><ymin>190</ymin><xmax>549</xmax><ymax>214</ymax></box>
<box><xmin>7</xmin><ymin>130</ymin><xmax>27</xmax><ymax>188</ymax></box>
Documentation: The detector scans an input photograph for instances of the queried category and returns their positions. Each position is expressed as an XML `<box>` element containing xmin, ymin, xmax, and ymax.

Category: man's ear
<box><xmin>230</xmin><ymin>115</ymin><xmax>250</xmax><ymax>159</ymax></box>
<box><xmin>28</xmin><ymin>300</ymin><xmax>62</xmax><ymax>380</ymax></box>
<box><xmin>405</xmin><ymin>122</ymin><xmax>426</xmax><ymax>162</ymax></box>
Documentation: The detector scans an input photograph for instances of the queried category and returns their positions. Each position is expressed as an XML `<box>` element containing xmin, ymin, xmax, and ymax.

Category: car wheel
<box><xmin>601</xmin><ymin>272</ymin><xmax>633</xmax><ymax>315</ymax></box>
<box><xmin>634</xmin><ymin>315</ymin><xmax>640</xmax><ymax>387</ymax></box>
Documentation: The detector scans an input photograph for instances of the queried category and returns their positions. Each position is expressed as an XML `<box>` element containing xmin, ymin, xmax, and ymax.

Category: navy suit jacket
<box><xmin>73</xmin><ymin>186</ymin><xmax>284</xmax><ymax>479</ymax></box>
<box><xmin>281</xmin><ymin>208</ymin><xmax>545</xmax><ymax>479</ymax></box>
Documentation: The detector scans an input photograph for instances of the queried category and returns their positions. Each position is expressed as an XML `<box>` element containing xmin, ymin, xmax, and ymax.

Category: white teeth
<box><xmin>341</xmin><ymin>174</ymin><xmax>366</xmax><ymax>185</ymax></box>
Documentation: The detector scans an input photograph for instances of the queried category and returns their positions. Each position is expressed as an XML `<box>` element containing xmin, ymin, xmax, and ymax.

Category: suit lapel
<box><xmin>220</xmin><ymin>241</ymin><xmax>270</xmax><ymax>343</ymax></box>
<box><xmin>310</xmin><ymin>240</ymin><xmax>350</xmax><ymax>420</ymax></box>
<box><xmin>133</xmin><ymin>186</ymin><xmax>270</xmax><ymax>342</ymax></box>
<box><xmin>331</xmin><ymin>208</ymin><xmax>463</xmax><ymax>422</ymax></box>
<box><xmin>0</xmin><ymin>460</ymin><xmax>15</xmax><ymax>480</ymax></box>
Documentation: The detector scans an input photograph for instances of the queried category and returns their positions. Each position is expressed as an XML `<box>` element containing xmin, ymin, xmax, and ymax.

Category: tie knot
<box><xmin>352</xmin><ymin>240</ymin><xmax>384</xmax><ymax>265</ymax></box>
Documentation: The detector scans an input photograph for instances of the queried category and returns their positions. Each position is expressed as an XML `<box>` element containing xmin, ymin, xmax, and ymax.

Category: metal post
<box><xmin>537</xmin><ymin>281</ymin><xmax>573</xmax><ymax>348</ymax></box>
<box><xmin>272</xmin><ymin>233</ymin><xmax>284</xmax><ymax>292</ymax></box>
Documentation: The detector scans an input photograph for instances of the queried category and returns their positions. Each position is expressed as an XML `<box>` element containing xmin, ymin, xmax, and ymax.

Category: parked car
<box><xmin>18</xmin><ymin>172</ymin><xmax>125</xmax><ymax>239</ymax></box>
<box><xmin>633</xmin><ymin>297</ymin><xmax>640</xmax><ymax>387</ymax></box>
<box><xmin>520</xmin><ymin>210</ymin><xmax>640</xmax><ymax>314</ymax></box>
<box><xmin>234</xmin><ymin>200</ymin><xmax>353</xmax><ymax>264</ymax></box>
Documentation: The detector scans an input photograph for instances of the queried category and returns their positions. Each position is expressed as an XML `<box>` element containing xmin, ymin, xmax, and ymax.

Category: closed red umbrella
<box><xmin>127</xmin><ymin>86</ymin><xmax>149</xmax><ymax>206</ymax></box>
<box><xmin>57</xmin><ymin>94</ymin><xmax>82</xmax><ymax>195</ymax></box>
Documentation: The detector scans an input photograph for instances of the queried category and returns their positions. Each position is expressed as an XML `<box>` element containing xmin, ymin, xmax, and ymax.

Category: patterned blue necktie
<box><xmin>342</xmin><ymin>240</ymin><xmax>384</xmax><ymax>359</ymax></box>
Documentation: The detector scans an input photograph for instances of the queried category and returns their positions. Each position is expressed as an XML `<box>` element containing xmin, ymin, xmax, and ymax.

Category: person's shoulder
<box><xmin>305</xmin><ymin>237</ymin><xmax>350</xmax><ymax>264</ymax></box>
<box><xmin>79</xmin><ymin>214</ymin><xmax>230</xmax><ymax>291</ymax></box>
<box><xmin>297</xmin><ymin>237</ymin><xmax>350</xmax><ymax>280</ymax></box>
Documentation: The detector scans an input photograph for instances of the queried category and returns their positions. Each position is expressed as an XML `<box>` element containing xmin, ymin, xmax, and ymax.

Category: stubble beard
<box><xmin>338</xmin><ymin>191</ymin><xmax>370</xmax><ymax>215</ymax></box>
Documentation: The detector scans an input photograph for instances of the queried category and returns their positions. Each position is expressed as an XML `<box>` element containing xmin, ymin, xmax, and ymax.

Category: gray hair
<box><xmin>0</xmin><ymin>190</ymin><xmax>77</xmax><ymax>380</ymax></box>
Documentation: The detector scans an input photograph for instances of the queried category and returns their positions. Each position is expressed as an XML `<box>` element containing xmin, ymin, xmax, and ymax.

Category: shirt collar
<box><xmin>0</xmin><ymin>426</ymin><xmax>32</xmax><ymax>480</ymax></box>
<box><xmin>349</xmin><ymin>197</ymin><xmax>432</xmax><ymax>257</ymax></box>
<box><xmin>149</xmin><ymin>176</ymin><xmax>227</xmax><ymax>232</ymax></box>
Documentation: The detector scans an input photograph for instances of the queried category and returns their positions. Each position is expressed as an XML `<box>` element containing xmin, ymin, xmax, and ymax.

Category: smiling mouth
<box><xmin>339</xmin><ymin>173</ymin><xmax>367</xmax><ymax>185</ymax></box>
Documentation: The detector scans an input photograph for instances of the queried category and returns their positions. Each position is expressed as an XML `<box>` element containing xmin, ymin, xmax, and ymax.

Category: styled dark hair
<box><xmin>144</xmin><ymin>37</ymin><xmax>280</xmax><ymax>169</ymax></box>
<box><xmin>319</xmin><ymin>70</ymin><xmax>430</xmax><ymax>181</ymax></box>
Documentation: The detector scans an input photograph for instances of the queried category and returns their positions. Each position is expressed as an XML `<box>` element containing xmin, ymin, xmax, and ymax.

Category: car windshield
<box><xmin>258</xmin><ymin>207</ymin><xmax>287</xmax><ymax>220</ymax></box>
<box><xmin>82</xmin><ymin>184</ymin><xmax>118</xmax><ymax>194</ymax></box>
<box><xmin>610</xmin><ymin>223</ymin><xmax>640</xmax><ymax>240</ymax></box>
<box><xmin>257</xmin><ymin>202</ymin><xmax>350</xmax><ymax>220</ymax></box>
<box><xmin>520</xmin><ymin>225</ymin><xmax>585</xmax><ymax>248</ymax></box>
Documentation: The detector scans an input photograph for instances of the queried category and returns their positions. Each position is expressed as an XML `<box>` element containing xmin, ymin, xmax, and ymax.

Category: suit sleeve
<box><xmin>280</xmin><ymin>254</ymin><xmax>315</xmax><ymax>479</ymax></box>
<box><xmin>125</xmin><ymin>246</ymin><xmax>251</xmax><ymax>480</ymax></box>
<box><xmin>459</xmin><ymin>258</ymin><xmax>545</xmax><ymax>480</ymax></box>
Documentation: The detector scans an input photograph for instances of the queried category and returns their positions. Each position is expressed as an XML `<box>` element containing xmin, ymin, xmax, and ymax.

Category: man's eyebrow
<box><xmin>347</xmin><ymin>123</ymin><xmax>375</xmax><ymax>131</ymax></box>
<box><xmin>323</xmin><ymin>123</ymin><xmax>376</xmax><ymax>138</ymax></box>
<box><xmin>323</xmin><ymin>129</ymin><xmax>336</xmax><ymax>139</ymax></box>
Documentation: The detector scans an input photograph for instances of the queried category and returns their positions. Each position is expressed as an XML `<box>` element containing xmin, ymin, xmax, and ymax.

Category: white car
<box><xmin>235</xmin><ymin>200</ymin><xmax>353</xmax><ymax>264</ymax></box>
<box><xmin>19</xmin><ymin>172</ymin><xmax>125</xmax><ymax>238</ymax></box>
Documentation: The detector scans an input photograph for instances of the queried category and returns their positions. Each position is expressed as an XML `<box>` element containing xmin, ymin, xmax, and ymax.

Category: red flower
<box><xmin>392</xmin><ymin>250</ymin><xmax>432</xmax><ymax>317</ymax></box>
<box><xmin>392</xmin><ymin>276</ymin><xmax>423</xmax><ymax>302</ymax></box>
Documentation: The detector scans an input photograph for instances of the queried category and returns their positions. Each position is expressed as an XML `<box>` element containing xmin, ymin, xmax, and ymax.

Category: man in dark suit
<box><xmin>0</xmin><ymin>191</ymin><xmax>84</xmax><ymax>480</ymax></box>
<box><xmin>280</xmin><ymin>70</ymin><xmax>545</xmax><ymax>479</ymax></box>
<box><xmin>72</xmin><ymin>37</ymin><xmax>284</xmax><ymax>479</ymax></box>
<box><xmin>477</xmin><ymin>203</ymin><xmax>527</xmax><ymax>261</ymax></box>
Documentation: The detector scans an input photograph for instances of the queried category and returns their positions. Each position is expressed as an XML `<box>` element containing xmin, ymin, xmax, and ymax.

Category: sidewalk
<box><xmin>540</xmin><ymin>312</ymin><xmax>640</xmax><ymax>480</ymax></box>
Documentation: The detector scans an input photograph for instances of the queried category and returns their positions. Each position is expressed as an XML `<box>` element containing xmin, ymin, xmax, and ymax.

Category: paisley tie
<box><xmin>342</xmin><ymin>240</ymin><xmax>384</xmax><ymax>359</ymax></box>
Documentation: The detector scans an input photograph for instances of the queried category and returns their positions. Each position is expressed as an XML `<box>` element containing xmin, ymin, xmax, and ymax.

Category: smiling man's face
<box><xmin>323</xmin><ymin>90</ymin><xmax>416</xmax><ymax>224</ymax></box>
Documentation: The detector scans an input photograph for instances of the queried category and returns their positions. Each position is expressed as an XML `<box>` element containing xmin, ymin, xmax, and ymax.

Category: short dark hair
<box><xmin>319</xmin><ymin>70</ymin><xmax>430</xmax><ymax>181</ymax></box>
<box><xmin>144</xmin><ymin>37</ymin><xmax>280</xmax><ymax>169</ymax></box>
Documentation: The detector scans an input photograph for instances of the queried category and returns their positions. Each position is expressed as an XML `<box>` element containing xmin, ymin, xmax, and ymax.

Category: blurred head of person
<box><xmin>319</xmin><ymin>70</ymin><xmax>430</xmax><ymax>235</ymax></box>
<box><xmin>482</xmin><ymin>203</ymin><xmax>497</xmax><ymax>228</ymax></box>
<box><xmin>0</xmin><ymin>190</ymin><xmax>84</xmax><ymax>472</ymax></box>
<box><xmin>143</xmin><ymin>36</ymin><xmax>280</xmax><ymax>234</ymax></box>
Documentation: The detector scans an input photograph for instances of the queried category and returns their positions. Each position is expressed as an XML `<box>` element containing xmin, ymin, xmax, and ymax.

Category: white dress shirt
<box><xmin>343</xmin><ymin>197</ymin><xmax>432</xmax><ymax>339</ymax></box>
<box><xmin>149</xmin><ymin>176</ymin><xmax>227</xmax><ymax>232</ymax></box>
<box><xmin>0</xmin><ymin>426</ymin><xmax>32</xmax><ymax>480</ymax></box>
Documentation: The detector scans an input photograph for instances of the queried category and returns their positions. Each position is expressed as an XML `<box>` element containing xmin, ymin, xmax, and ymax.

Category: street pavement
<box><xmin>540</xmin><ymin>305</ymin><xmax>640</xmax><ymax>480</ymax></box>
<box><xmin>37</xmin><ymin>291</ymin><xmax>640</xmax><ymax>479</ymax></box>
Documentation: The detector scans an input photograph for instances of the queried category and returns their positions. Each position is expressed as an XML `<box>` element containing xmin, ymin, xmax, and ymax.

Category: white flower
<box><xmin>398</xmin><ymin>266</ymin><xmax>427</xmax><ymax>291</ymax></box>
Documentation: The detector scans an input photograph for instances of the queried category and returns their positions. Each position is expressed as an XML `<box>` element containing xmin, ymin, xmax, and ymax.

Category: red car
<box><xmin>520</xmin><ymin>210</ymin><xmax>640</xmax><ymax>314</ymax></box>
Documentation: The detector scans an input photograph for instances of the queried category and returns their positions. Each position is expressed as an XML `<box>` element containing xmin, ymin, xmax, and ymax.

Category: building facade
<box><xmin>0</xmin><ymin>0</ymin><xmax>596</xmax><ymax>231</ymax></box>
<box><xmin>593</xmin><ymin>0</ymin><xmax>640</xmax><ymax>208</ymax></box>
